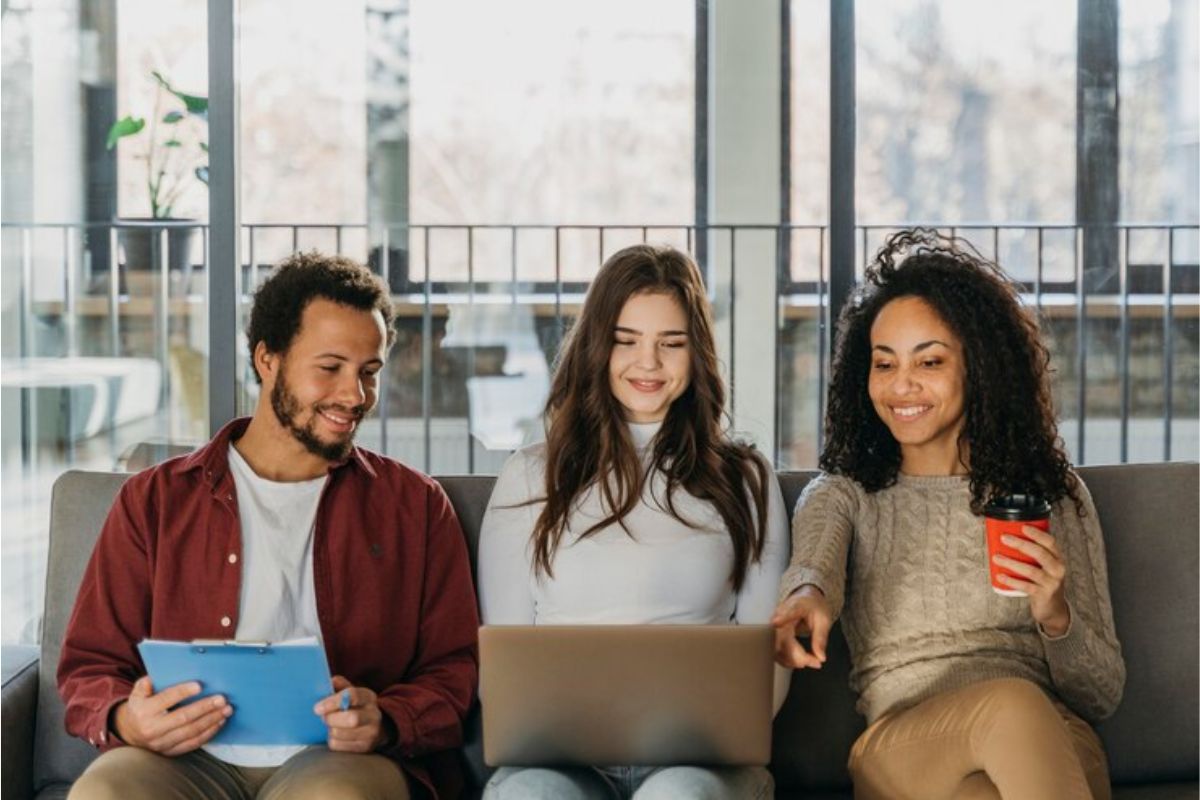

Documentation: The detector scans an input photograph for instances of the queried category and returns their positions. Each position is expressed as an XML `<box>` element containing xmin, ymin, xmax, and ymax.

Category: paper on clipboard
<box><xmin>137</xmin><ymin>636</ymin><xmax>333</xmax><ymax>746</ymax></box>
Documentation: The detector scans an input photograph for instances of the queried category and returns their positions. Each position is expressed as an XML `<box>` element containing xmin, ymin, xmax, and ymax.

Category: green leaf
<box><xmin>164</xmin><ymin>139</ymin><xmax>182</xmax><ymax>147</ymax></box>
<box><xmin>152</xmin><ymin>71</ymin><xmax>208</xmax><ymax>118</ymax></box>
<box><xmin>106</xmin><ymin>116</ymin><xmax>145</xmax><ymax>149</ymax></box>
<box><xmin>179</xmin><ymin>94</ymin><xmax>208</xmax><ymax>117</ymax></box>
<box><xmin>199</xmin><ymin>142</ymin><xmax>209</xmax><ymax>153</ymax></box>
<box><xmin>162</xmin><ymin>111</ymin><xmax>184</xmax><ymax>124</ymax></box>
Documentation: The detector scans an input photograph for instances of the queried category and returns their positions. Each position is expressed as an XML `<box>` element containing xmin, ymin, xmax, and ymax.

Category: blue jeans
<box><xmin>483</xmin><ymin>765</ymin><xmax>774</xmax><ymax>800</ymax></box>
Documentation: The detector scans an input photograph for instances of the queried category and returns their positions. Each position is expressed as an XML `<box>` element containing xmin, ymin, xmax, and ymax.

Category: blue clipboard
<box><xmin>137</xmin><ymin>637</ymin><xmax>334</xmax><ymax>746</ymax></box>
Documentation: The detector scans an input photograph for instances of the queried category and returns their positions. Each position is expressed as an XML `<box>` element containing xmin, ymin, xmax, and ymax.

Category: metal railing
<box><xmin>3</xmin><ymin>220</ymin><xmax>1197</xmax><ymax>472</ymax></box>
<box><xmin>1</xmin><ymin>219</ymin><xmax>1196</xmax><ymax>642</ymax></box>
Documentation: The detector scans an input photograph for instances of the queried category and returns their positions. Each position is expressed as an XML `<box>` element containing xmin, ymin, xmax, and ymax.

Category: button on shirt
<box><xmin>203</xmin><ymin>444</ymin><xmax>326</xmax><ymax>767</ymax></box>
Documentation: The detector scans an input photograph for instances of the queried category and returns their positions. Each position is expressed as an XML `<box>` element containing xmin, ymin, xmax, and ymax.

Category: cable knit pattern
<box><xmin>779</xmin><ymin>472</ymin><xmax>1125</xmax><ymax>724</ymax></box>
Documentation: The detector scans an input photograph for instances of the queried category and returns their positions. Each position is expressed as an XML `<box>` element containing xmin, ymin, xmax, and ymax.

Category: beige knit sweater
<box><xmin>779</xmin><ymin>472</ymin><xmax>1125</xmax><ymax>724</ymax></box>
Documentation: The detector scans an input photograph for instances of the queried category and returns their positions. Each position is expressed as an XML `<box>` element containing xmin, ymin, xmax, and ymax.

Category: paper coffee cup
<box><xmin>984</xmin><ymin>494</ymin><xmax>1051</xmax><ymax>597</ymax></box>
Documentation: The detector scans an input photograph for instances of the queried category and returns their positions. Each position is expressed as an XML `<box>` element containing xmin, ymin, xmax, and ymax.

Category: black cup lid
<box><xmin>984</xmin><ymin>494</ymin><xmax>1051</xmax><ymax>521</ymax></box>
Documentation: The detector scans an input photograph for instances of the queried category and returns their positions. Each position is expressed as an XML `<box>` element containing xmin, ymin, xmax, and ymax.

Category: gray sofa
<box><xmin>2</xmin><ymin>463</ymin><xmax>1197</xmax><ymax>799</ymax></box>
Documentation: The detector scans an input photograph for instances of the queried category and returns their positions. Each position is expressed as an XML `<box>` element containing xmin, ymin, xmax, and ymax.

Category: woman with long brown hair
<box><xmin>478</xmin><ymin>244</ymin><xmax>788</xmax><ymax>799</ymax></box>
<box><xmin>773</xmin><ymin>229</ymin><xmax>1124</xmax><ymax>799</ymax></box>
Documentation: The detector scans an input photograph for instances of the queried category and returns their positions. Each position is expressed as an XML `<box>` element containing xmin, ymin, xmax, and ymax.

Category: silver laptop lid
<box><xmin>480</xmin><ymin>624</ymin><xmax>775</xmax><ymax>767</ymax></box>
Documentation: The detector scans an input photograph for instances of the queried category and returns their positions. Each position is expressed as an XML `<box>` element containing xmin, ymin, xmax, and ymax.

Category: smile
<box><xmin>891</xmin><ymin>405</ymin><xmax>932</xmax><ymax>419</ymax></box>
<box><xmin>319</xmin><ymin>408</ymin><xmax>359</xmax><ymax>431</ymax></box>
<box><xmin>628</xmin><ymin>379</ymin><xmax>667</xmax><ymax>393</ymax></box>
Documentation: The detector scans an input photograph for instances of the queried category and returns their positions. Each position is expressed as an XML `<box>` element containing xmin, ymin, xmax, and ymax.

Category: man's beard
<box><xmin>270</xmin><ymin>366</ymin><xmax>365</xmax><ymax>462</ymax></box>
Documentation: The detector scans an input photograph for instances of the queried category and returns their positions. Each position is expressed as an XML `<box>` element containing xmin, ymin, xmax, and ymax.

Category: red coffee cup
<box><xmin>984</xmin><ymin>494</ymin><xmax>1051</xmax><ymax>596</ymax></box>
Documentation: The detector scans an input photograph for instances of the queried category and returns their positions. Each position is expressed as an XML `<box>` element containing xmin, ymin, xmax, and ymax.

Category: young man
<box><xmin>59</xmin><ymin>252</ymin><xmax>479</xmax><ymax>800</ymax></box>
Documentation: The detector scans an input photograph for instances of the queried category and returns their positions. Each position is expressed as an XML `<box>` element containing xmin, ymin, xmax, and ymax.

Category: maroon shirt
<box><xmin>58</xmin><ymin>418</ymin><xmax>480</xmax><ymax>799</ymax></box>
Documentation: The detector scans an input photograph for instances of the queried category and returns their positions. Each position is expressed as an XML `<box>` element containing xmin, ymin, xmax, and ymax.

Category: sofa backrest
<box><xmin>770</xmin><ymin>473</ymin><xmax>863</xmax><ymax>792</ymax></box>
<box><xmin>35</xmin><ymin>470</ymin><xmax>128</xmax><ymax>790</ymax></box>
<box><xmin>1083</xmin><ymin>463</ymin><xmax>1199</xmax><ymax>783</ymax></box>
<box><xmin>33</xmin><ymin>463</ymin><xmax>1200</xmax><ymax>793</ymax></box>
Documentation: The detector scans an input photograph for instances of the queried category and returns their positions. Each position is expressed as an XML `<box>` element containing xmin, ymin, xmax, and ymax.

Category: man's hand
<box><xmin>771</xmin><ymin>584</ymin><xmax>834</xmax><ymax>670</ymax></box>
<box><xmin>314</xmin><ymin>676</ymin><xmax>392</xmax><ymax>753</ymax></box>
<box><xmin>112</xmin><ymin>677</ymin><xmax>231</xmax><ymax>755</ymax></box>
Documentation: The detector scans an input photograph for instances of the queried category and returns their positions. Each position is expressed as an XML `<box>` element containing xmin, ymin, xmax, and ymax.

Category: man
<box><xmin>59</xmin><ymin>252</ymin><xmax>479</xmax><ymax>800</ymax></box>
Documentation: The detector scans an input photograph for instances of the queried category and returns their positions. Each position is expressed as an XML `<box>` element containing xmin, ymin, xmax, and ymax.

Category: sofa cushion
<box><xmin>767</xmin><ymin>473</ymin><xmax>863</xmax><ymax>794</ymax></box>
<box><xmin>3</xmin><ymin>654</ymin><xmax>38</xmax><ymax>800</ymax></box>
<box><xmin>1111</xmin><ymin>783</ymin><xmax>1200</xmax><ymax>800</ymax></box>
<box><xmin>438</xmin><ymin>475</ymin><xmax>495</xmax><ymax>578</ymax></box>
<box><xmin>1082</xmin><ymin>463</ymin><xmax>1199</xmax><ymax>784</ymax></box>
<box><xmin>33</xmin><ymin>471</ymin><xmax>128</xmax><ymax>792</ymax></box>
<box><xmin>27</xmin><ymin>464</ymin><xmax>1200</xmax><ymax>796</ymax></box>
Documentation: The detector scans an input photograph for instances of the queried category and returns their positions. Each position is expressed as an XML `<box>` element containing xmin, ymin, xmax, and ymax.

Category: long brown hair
<box><xmin>531</xmin><ymin>244</ymin><xmax>770</xmax><ymax>591</ymax></box>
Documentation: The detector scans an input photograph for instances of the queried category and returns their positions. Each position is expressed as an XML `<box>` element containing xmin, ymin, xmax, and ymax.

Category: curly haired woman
<box><xmin>773</xmin><ymin>228</ymin><xmax>1124</xmax><ymax>800</ymax></box>
<box><xmin>479</xmin><ymin>244</ymin><xmax>789</xmax><ymax>799</ymax></box>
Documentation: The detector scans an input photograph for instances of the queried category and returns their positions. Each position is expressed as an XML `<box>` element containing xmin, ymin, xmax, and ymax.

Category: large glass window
<box><xmin>779</xmin><ymin>0</ymin><xmax>830</xmax><ymax>468</ymax></box>
<box><xmin>2</xmin><ymin>0</ymin><xmax>207</xmax><ymax>643</ymax></box>
<box><xmin>1118</xmin><ymin>0</ymin><xmax>1199</xmax><ymax>462</ymax></box>
<box><xmin>857</xmin><ymin>0</ymin><xmax>1077</xmax><ymax>226</ymax></box>
<box><xmin>412</xmin><ymin>0</ymin><xmax>694</xmax><ymax>232</ymax></box>
<box><xmin>233</xmin><ymin>0</ymin><xmax>695</xmax><ymax>476</ymax></box>
<box><xmin>1121</xmin><ymin>0</ymin><xmax>1198</xmax><ymax>224</ymax></box>
<box><xmin>2</xmin><ymin>1</ymin><xmax>1196</xmax><ymax>649</ymax></box>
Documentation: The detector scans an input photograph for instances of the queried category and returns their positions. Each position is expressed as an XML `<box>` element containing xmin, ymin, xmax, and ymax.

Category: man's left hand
<box><xmin>314</xmin><ymin>676</ymin><xmax>391</xmax><ymax>753</ymax></box>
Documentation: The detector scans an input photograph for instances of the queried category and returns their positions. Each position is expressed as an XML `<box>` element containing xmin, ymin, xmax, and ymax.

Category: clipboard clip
<box><xmin>190</xmin><ymin>639</ymin><xmax>272</xmax><ymax>654</ymax></box>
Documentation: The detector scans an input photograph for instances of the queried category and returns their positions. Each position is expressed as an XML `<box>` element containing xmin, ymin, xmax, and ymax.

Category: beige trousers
<box><xmin>848</xmin><ymin>678</ymin><xmax>1110</xmax><ymax>800</ymax></box>
<box><xmin>68</xmin><ymin>745</ymin><xmax>410</xmax><ymax>800</ymax></box>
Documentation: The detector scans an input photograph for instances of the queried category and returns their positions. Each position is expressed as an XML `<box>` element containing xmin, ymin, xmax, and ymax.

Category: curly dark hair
<box><xmin>821</xmin><ymin>228</ymin><xmax>1081</xmax><ymax>514</ymax></box>
<box><xmin>246</xmin><ymin>250</ymin><xmax>396</xmax><ymax>383</ymax></box>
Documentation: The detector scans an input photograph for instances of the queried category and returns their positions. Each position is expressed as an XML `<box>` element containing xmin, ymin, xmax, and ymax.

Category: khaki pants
<box><xmin>848</xmin><ymin>678</ymin><xmax>1110</xmax><ymax>800</ymax></box>
<box><xmin>69</xmin><ymin>745</ymin><xmax>410</xmax><ymax>800</ymax></box>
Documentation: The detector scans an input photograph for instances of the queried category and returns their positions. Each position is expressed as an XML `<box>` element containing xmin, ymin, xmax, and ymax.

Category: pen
<box><xmin>339</xmin><ymin>689</ymin><xmax>351</xmax><ymax>712</ymax></box>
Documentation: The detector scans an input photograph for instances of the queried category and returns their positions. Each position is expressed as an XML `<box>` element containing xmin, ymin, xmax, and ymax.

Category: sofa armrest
<box><xmin>2</xmin><ymin>648</ymin><xmax>39</xmax><ymax>800</ymax></box>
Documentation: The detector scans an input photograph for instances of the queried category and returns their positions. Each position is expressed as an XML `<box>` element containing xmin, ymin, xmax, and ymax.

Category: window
<box><xmin>2</xmin><ymin>0</ymin><xmax>208</xmax><ymax>643</ymax></box>
<box><xmin>1</xmin><ymin>1</ymin><xmax>1195</xmax><ymax>647</ymax></box>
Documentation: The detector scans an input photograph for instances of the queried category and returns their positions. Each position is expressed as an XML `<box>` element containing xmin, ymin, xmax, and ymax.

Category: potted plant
<box><xmin>106</xmin><ymin>71</ymin><xmax>208</xmax><ymax>278</ymax></box>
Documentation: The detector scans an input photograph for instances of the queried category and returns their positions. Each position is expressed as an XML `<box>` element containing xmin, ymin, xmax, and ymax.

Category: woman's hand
<box><xmin>992</xmin><ymin>524</ymin><xmax>1072</xmax><ymax>636</ymax></box>
<box><xmin>771</xmin><ymin>585</ymin><xmax>833</xmax><ymax>669</ymax></box>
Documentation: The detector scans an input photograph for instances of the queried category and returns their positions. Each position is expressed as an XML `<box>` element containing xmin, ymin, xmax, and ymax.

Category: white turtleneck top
<box><xmin>478</xmin><ymin>421</ymin><xmax>789</xmax><ymax>628</ymax></box>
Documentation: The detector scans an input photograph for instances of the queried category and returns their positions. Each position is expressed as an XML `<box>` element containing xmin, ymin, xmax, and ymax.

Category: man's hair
<box><xmin>246</xmin><ymin>250</ymin><xmax>396</xmax><ymax>383</ymax></box>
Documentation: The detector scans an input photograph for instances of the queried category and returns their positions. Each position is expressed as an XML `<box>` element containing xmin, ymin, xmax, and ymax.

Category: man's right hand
<box><xmin>771</xmin><ymin>585</ymin><xmax>834</xmax><ymax>670</ymax></box>
<box><xmin>112</xmin><ymin>677</ymin><xmax>232</xmax><ymax>755</ymax></box>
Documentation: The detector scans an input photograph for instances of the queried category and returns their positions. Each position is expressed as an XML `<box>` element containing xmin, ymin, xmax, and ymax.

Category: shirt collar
<box><xmin>628</xmin><ymin>419</ymin><xmax>662</xmax><ymax>450</ymax></box>
<box><xmin>174</xmin><ymin>416</ymin><xmax>378</xmax><ymax>487</ymax></box>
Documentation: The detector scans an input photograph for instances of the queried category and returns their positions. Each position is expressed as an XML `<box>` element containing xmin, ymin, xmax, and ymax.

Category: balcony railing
<box><xmin>3</xmin><ymin>221</ymin><xmax>1197</xmax><ymax>473</ymax></box>
<box><xmin>2</xmin><ymin>219</ymin><xmax>1196</xmax><ymax>644</ymax></box>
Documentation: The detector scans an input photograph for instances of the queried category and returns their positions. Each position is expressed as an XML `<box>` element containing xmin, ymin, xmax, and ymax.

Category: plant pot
<box><xmin>116</xmin><ymin>219</ymin><xmax>198</xmax><ymax>273</ymax></box>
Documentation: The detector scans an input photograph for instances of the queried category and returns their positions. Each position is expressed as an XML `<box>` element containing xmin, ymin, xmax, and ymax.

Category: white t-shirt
<box><xmin>203</xmin><ymin>444</ymin><xmax>326</xmax><ymax>767</ymax></box>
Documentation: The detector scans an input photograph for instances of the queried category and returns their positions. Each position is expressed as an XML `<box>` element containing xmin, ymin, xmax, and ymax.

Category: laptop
<box><xmin>479</xmin><ymin>624</ymin><xmax>775</xmax><ymax>767</ymax></box>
